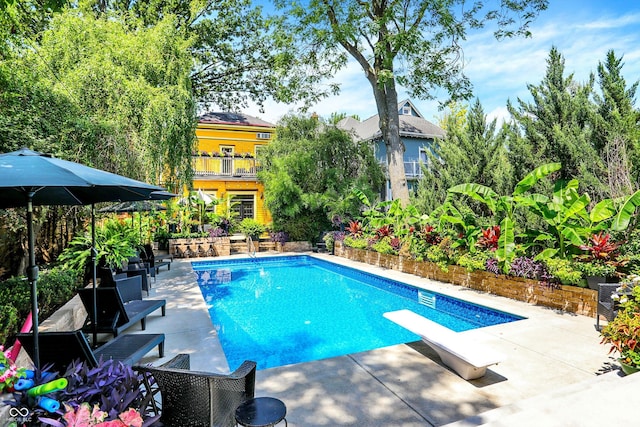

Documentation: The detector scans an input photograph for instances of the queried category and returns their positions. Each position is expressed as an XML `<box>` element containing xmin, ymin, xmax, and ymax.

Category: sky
<box><xmin>243</xmin><ymin>1</ymin><xmax>640</xmax><ymax>126</ymax></box>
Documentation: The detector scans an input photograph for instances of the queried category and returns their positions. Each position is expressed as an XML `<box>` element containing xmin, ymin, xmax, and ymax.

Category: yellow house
<box><xmin>193</xmin><ymin>112</ymin><xmax>275</xmax><ymax>225</ymax></box>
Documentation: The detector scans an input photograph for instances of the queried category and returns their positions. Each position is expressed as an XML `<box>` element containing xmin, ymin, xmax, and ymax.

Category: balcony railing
<box><xmin>404</xmin><ymin>161</ymin><xmax>424</xmax><ymax>178</ymax></box>
<box><xmin>379</xmin><ymin>160</ymin><xmax>425</xmax><ymax>178</ymax></box>
<box><xmin>192</xmin><ymin>156</ymin><xmax>261</xmax><ymax>178</ymax></box>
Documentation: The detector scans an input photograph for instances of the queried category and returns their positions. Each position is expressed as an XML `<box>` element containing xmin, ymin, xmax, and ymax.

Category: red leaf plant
<box><xmin>477</xmin><ymin>225</ymin><xmax>500</xmax><ymax>251</ymax></box>
<box><xmin>579</xmin><ymin>232</ymin><xmax>620</xmax><ymax>261</ymax></box>
<box><xmin>346</xmin><ymin>220</ymin><xmax>363</xmax><ymax>236</ymax></box>
<box><xmin>422</xmin><ymin>225</ymin><xmax>442</xmax><ymax>245</ymax></box>
<box><xmin>375</xmin><ymin>225</ymin><xmax>393</xmax><ymax>240</ymax></box>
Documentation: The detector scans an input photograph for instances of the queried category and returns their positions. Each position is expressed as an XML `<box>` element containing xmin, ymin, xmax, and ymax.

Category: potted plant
<box><xmin>237</xmin><ymin>218</ymin><xmax>266</xmax><ymax>241</ymax></box>
<box><xmin>322</xmin><ymin>231</ymin><xmax>341</xmax><ymax>254</ymax></box>
<box><xmin>6</xmin><ymin>359</ymin><xmax>152</xmax><ymax>426</ymax></box>
<box><xmin>574</xmin><ymin>260</ymin><xmax>617</xmax><ymax>289</ymax></box>
<box><xmin>270</xmin><ymin>231</ymin><xmax>289</xmax><ymax>252</ymax></box>
<box><xmin>600</xmin><ymin>274</ymin><xmax>640</xmax><ymax>375</ymax></box>
<box><xmin>577</xmin><ymin>232</ymin><xmax>621</xmax><ymax>288</ymax></box>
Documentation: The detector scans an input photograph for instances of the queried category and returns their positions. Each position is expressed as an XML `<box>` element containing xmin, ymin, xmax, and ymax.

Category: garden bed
<box><xmin>334</xmin><ymin>242</ymin><xmax>596</xmax><ymax>317</ymax></box>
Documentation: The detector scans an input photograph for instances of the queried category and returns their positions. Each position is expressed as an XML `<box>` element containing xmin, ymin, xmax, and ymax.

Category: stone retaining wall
<box><xmin>334</xmin><ymin>243</ymin><xmax>596</xmax><ymax>317</ymax></box>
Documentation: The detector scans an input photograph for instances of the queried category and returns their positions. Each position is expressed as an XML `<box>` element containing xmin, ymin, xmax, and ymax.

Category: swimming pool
<box><xmin>192</xmin><ymin>255</ymin><xmax>524</xmax><ymax>370</ymax></box>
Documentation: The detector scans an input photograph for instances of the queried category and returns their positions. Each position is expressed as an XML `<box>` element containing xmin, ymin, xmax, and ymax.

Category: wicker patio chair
<box><xmin>597</xmin><ymin>283</ymin><xmax>620</xmax><ymax>330</ymax></box>
<box><xmin>135</xmin><ymin>354</ymin><xmax>256</xmax><ymax>427</ymax></box>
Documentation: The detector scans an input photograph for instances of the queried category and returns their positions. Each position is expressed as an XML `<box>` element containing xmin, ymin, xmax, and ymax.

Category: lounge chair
<box><xmin>597</xmin><ymin>283</ymin><xmax>620</xmax><ymax>330</ymax></box>
<box><xmin>78</xmin><ymin>284</ymin><xmax>166</xmax><ymax>339</ymax></box>
<box><xmin>17</xmin><ymin>330</ymin><xmax>164</xmax><ymax>372</ymax></box>
<box><xmin>123</xmin><ymin>258</ymin><xmax>153</xmax><ymax>294</ymax></box>
<box><xmin>99</xmin><ymin>266</ymin><xmax>150</xmax><ymax>295</ymax></box>
<box><xmin>140</xmin><ymin>243</ymin><xmax>173</xmax><ymax>278</ymax></box>
<box><xmin>134</xmin><ymin>354</ymin><xmax>256</xmax><ymax>427</ymax></box>
<box><xmin>383</xmin><ymin>309</ymin><xmax>504</xmax><ymax>380</ymax></box>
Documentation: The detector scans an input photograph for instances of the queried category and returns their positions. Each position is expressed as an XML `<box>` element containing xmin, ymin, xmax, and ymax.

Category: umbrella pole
<box><xmin>91</xmin><ymin>203</ymin><xmax>98</xmax><ymax>347</ymax></box>
<box><xmin>26</xmin><ymin>193</ymin><xmax>40</xmax><ymax>369</ymax></box>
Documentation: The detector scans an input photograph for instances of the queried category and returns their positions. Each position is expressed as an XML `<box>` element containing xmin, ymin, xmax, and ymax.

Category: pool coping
<box><xmin>192</xmin><ymin>254</ymin><xmax>525</xmax><ymax>370</ymax></box>
<box><xmin>137</xmin><ymin>252</ymin><xmax>635</xmax><ymax>426</ymax></box>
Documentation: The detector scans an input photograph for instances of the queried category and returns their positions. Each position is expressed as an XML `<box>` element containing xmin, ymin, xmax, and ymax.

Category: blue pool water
<box><xmin>192</xmin><ymin>255</ymin><xmax>524</xmax><ymax>370</ymax></box>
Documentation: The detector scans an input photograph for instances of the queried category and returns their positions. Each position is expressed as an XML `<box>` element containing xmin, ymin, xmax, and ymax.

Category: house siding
<box><xmin>192</xmin><ymin>116</ymin><xmax>275</xmax><ymax>225</ymax></box>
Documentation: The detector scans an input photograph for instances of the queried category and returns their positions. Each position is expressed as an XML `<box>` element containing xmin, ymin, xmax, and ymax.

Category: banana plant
<box><xmin>433</xmin><ymin>201</ymin><xmax>483</xmax><ymax>251</ymax></box>
<box><xmin>448</xmin><ymin>163</ymin><xmax>562</xmax><ymax>271</ymax></box>
<box><xmin>612</xmin><ymin>189</ymin><xmax>640</xmax><ymax>232</ymax></box>
<box><xmin>352</xmin><ymin>188</ymin><xmax>423</xmax><ymax>237</ymax></box>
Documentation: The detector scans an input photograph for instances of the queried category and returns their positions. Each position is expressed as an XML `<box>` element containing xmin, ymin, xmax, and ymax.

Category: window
<box><xmin>257</xmin><ymin>132</ymin><xmax>272</xmax><ymax>140</ymax></box>
<box><xmin>401</xmin><ymin>105</ymin><xmax>411</xmax><ymax>115</ymax></box>
<box><xmin>419</xmin><ymin>148</ymin><xmax>428</xmax><ymax>164</ymax></box>
<box><xmin>230</xmin><ymin>194</ymin><xmax>255</xmax><ymax>220</ymax></box>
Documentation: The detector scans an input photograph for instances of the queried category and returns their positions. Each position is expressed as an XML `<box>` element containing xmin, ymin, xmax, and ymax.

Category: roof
<box><xmin>198</xmin><ymin>112</ymin><xmax>275</xmax><ymax>128</ymax></box>
<box><xmin>337</xmin><ymin>100</ymin><xmax>445</xmax><ymax>141</ymax></box>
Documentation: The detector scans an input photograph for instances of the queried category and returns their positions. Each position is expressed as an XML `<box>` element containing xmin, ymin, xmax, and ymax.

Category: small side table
<box><xmin>235</xmin><ymin>397</ymin><xmax>287</xmax><ymax>427</ymax></box>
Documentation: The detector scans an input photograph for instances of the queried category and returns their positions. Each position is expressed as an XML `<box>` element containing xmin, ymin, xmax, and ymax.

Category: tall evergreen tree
<box><xmin>414</xmin><ymin>100</ymin><xmax>512</xmax><ymax>214</ymax></box>
<box><xmin>592</xmin><ymin>50</ymin><xmax>640</xmax><ymax>195</ymax></box>
<box><xmin>506</xmin><ymin>47</ymin><xmax>606</xmax><ymax>198</ymax></box>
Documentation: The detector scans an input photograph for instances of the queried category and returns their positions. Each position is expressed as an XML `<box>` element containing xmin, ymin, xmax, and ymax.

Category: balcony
<box><xmin>404</xmin><ymin>161</ymin><xmax>424</xmax><ymax>178</ymax></box>
<box><xmin>192</xmin><ymin>156</ymin><xmax>261</xmax><ymax>178</ymax></box>
<box><xmin>378</xmin><ymin>160</ymin><xmax>425</xmax><ymax>179</ymax></box>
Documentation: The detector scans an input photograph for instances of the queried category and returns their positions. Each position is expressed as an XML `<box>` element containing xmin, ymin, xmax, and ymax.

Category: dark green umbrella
<box><xmin>99</xmin><ymin>198</ymin><xmax>172</xmax><ymax>242</ymax></box>
<box><xmin>0</xmin><ymin>147</ymin><xmax>166</xmax><ymax>367</ymax></box>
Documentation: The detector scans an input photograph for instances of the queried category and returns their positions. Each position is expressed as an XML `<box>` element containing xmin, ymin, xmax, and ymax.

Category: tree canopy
<box><xmin>259</xmin><ymin>114</ymin><xmax>384</xmax><ymax>241</ymax></box>
<box><xmin>273</xmin><ymin>0</ymin><xmax>549</xmax><ymax>204</ymax></box>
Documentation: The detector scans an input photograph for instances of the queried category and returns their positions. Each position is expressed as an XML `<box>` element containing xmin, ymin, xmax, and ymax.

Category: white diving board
<box><xmin>383</xmin><ymin>309</ymin><xmax>504</xmax><ymax>380</ymax></box>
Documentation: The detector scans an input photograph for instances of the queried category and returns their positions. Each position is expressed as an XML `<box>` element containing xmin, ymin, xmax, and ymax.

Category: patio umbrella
<box><xmin>99</xmin><ymin>199</ymin><xmax>169</xmax><ymax>242</ymax></box>
<box><xmin>0</xmin><ymin>147</ymin><xmax>165</xmax><ymax>368</ymax></box>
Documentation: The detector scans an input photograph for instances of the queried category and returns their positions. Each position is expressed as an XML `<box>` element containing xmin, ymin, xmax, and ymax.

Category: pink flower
<box><xmin>95</xmin><ymin>421</ymin><xmax>125</xmax><ymax>427</ymax></box>
<box><xmin>118</xmin><ymin>408</ymin><xmax>143</xmax><ymax>427</ymax></box>
<box><xmin>63</xmin><ymin>403</ymin><xmax>107</xmax><ymax>427</ymax></box>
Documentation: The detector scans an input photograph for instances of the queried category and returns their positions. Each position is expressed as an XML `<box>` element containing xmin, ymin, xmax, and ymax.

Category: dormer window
<box><xmin>401</xmin><ymin>105</ymin><xmax>411</xmax><ymax>115</ymax></box>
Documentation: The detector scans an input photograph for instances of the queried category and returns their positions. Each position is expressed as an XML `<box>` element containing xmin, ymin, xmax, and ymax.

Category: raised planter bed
<box><xmin>276</xmin><ymin>241</ymin><xmax>312</xmax><ymax>252</ymax></box>
<box><xmin>334</xmin><ymin>242</ymin><xmax>596</xmax><ymax>317</ymax></box>
<box><xmin>169</xmin><ymin>237</ymin><xmax>230</xmax><ymax>257</ymax></box>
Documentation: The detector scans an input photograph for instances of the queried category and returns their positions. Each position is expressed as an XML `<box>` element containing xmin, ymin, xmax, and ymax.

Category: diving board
<box><xmin>383</xmin><ymin>309</ymin><xmax>504</xmax><ymax>380</ymax></box>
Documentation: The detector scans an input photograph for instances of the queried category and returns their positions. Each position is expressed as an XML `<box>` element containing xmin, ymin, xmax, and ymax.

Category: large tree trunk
<box><xmin>370</xmin><ymin>79</ymin><xmax>410</xmax><ymax>205</ymax></box>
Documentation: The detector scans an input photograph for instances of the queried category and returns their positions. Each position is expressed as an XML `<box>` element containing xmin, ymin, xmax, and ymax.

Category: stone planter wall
<box><xmin>277</xmin><ymin>241</ymin><xmax>312</xmax><ymax>252</ymax></box>
<box><xmin>169</xmin><ymin>237</ymin><xmax>303</xmax><ymax>256</ymax></box>
<box><xmin>334</xmin><ymin>242</ymin><xmax>596</xmax><ymax>317</ymax></box>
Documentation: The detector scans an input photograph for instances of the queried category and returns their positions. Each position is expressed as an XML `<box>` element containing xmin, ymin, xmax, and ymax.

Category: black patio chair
<box><xmin>140</xmin><ymin>243</ymin><xmax>173</xmax><ymax>279</ymax></box>
<box><xmin>597</xmin><ymin>283</ymin><xmax>620</xmax><ymax>330</ymax></box>
<box><xmin>17</xmin><ymin>330</ymin><xmax>164</xmax><ymax>373</ymax></box>
<box><xmin>135</xmin><ymin>354</ymin><xmax>256</xmax><ymax>427</ymax></box>
<box><xmin>78</xmin><ymin>284</ymin><xmax>166</xmax><ymax>339</ymax></box>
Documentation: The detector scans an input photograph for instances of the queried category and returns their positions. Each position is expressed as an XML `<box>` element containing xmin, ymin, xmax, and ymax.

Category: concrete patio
<box><xmin>136</xmin><ymin>253</ymin><xmax>637</xmax><ymax>426</ymax></box>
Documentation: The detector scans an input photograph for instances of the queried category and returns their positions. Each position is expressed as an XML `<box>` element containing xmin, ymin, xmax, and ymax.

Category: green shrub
<box><xmin>0</xmin><ymin>267</ymin><xmax>79</xmax><ymax>347</ymax></box>
<box><xmin>372</xmin><ymin>238</ymin><xmax>396</xmax><ymax>255</ymax></box>
<box><xmin>237</xmin><ymin>218</ymin><xmax>266</xmax><ymax>238</ymax></box>
<box><xmin>0</xmin><ymin>304</ymin><xmax>19</xmax><ymax>348</ymax></box>
<box><xmin>457</xmin><ymin>251</ymin><xmax>490</xmax><ymax>272</ymax></box>
<box><xmin>426</xmin><ymin>245</ymin><xmax>450</xmax><ymax>272</ymax></box>
<box><xmin>573</xmin><ymin>261</ymin><xmax>616</xmax><ymax>278</ymax></box>
<box><xmin>544</xmin><ymin>258</ymin><xmax>584</xmax><ymax>286</ymax></box>
<box><xmin>343</xmin><ymin>235</ymin><xmax>368</xmax><ymax>249</ymax></box>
